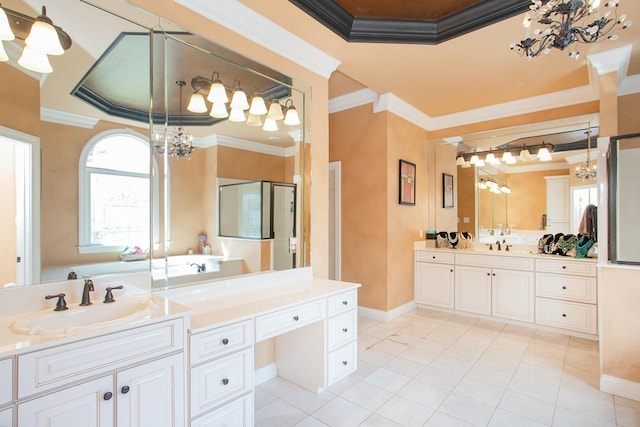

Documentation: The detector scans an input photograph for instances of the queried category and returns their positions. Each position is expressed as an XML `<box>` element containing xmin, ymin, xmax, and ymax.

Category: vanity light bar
<box><xmin>456</xmin><ymin>143</ymin><xmax>554</xmax><ymax>167</ymax></box>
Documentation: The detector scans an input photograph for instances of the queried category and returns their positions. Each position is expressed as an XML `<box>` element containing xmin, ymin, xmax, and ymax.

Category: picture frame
<box><xmin>443</xmin><ymin>173</ymin><xmax>454</xmax><ymax>208</ymax></box>
<box><xmin>399</xmin><ymin>159</ymin><xmax>416</xmax><ymax>205</ymax></box>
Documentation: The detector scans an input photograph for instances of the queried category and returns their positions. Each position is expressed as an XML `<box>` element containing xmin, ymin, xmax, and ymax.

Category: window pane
<box><xmin>87</xmin><ymin>135</ymin><xmax>149</xmax><ymax>173</ymax></box>
<box><xmin>90</xmin><ymin>173</ymin><xmax>149</xmax><ymax>246</ymax></box>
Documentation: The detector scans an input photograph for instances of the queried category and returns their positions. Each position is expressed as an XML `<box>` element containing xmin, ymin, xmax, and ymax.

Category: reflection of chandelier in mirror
<box><xmin>0</xmin><ymin>5</ymin><xmax>72</xmax><ymax>73</ymax></box>
<box><xmin>479</xmin><ymin>177</ymin><xmax>511</xmax><ymax>194</ymax></box>
<box><xmin>153</xmin><ymin>81</ymin><xmax>195</xmax><ymax>160</ymax></box>
<box><xmin>456</xmin><ymin>143</ymin><xmax>554</xmax><ymax>168</ymax></box>
<box><xmin>575</xmin><ymin>126</ymin><xmax>597</xmax><ymax>180</ymax></box>
<box><xmin>511</xmin><ymin>0</ymin><xmax>632</xmax><ymax>61</ymax></box>
<box><xmin>187</xmin><ymin>73</ymin><xmax>300</xmax><ymax>132</ymax></box>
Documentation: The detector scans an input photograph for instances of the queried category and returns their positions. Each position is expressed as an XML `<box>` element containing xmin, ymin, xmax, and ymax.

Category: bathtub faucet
<box><xmin>190</xmin><ymin>263</ymin><xmax>206</xmax><ymax>273</ymax></box>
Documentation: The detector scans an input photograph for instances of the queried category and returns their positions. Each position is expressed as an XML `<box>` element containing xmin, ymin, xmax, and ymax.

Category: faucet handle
<box><xmin>45</xmin><ymin>293</ymin><xmax>68</xmax><ymax>311</ymax></box>
<box><xmin>104</xmin><ymin>285</ymin><xmax>124</xmax><ymax>303</ymax></box>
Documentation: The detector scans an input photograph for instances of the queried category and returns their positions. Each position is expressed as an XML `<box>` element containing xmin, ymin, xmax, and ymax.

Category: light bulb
<box><xmin>209</xmin><ymin>102</ymin><xmax>229</xmax><ymax>119</ymax></box>
<box><xmin>207</xmin><ymin>79</ymin><xmax>228</xmax><ymax>104</ymax></box>
<box><xmin>249</xmin><ymin>93</ymin><xmax>268</xmax><ymax>115</ymax></box>
<box><xmin>18</xmin><ymin>46</ymin><xmax>52</xmax><ymax>73</ymax></box>
<box><xmin>228</xmin><ymin>107</ymin><xmax>246</xmax><ymax>122</ymax></box>
<box><xmin>187</xmin><ymin>93</ymin><xmax>208</xmax><ymax>113</ymax></box>
<box><xmin>263</xmin><ymin>118</ymin><xmax>278</xmax><ymax>132</ymax></box>
<box><xmin>25</xmin><ymin>15</ymin><xmax>64</xmax><ymax>56</ymax></box>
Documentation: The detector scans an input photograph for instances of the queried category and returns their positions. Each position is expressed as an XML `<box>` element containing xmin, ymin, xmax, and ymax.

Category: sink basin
<box><xmin>10</xmin><ymin>297</ymin><xmax>159</xmax><ymax>336</ymax></box>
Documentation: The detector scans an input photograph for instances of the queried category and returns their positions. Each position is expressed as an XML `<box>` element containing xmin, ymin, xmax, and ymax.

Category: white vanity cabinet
<box><xmin>188</xmin><ymin>319</ymin><xmax>254</xmax><ymax>426</ymax></box>
<box><xmin>455</xmin><ymin>253</ymin><xmax>535</xmax><ymax>323</ymax></box>
<box><xmin>415</xmin><ymin>250</ymin><xmax>455</xmax><ymax>309</ymax></box>
<box><xmin>535</xmin><ymin>258</ymin><xmax>598</xmax><ymax>334</ymax></box>
<box><xmin>16</xmin><ymin>317</ymin><xmax>186</xmax><ymax>427</ymax></box>
<box><xmin>0</xmin><ymin>357</ymin><xmax>12</xmax><ymax>427</ymax></box>
<box><xmin>326</xmin><ymin>290</ymin><xmax>358</xmax><ymax>386</ymax></box>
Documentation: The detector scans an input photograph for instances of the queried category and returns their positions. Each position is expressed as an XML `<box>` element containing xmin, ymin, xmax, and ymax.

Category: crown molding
<box><xmin>587</xmin><ymin>45</ymin><xmax>632</xmax><ymax>78</ymax></box>
<box><xmin>174</xmin><ymin>0</ymin><xmax>340</xmax><ymax>79</ymax></box>
<box><xmin>40</xmin><ymin>108</ymin><xmax>100</xmax><ymax>129</ymax></box>
<box><xmin>328</xmin><ymin>89</ymin><xmax>377</xmax><ymax>113</ymax></box>
<box><xmin>0</xmin><ymin>124</ymin><xmax>39</xmax><ymax>144</ymax></box>
<box><xmin>195</xmin><ymin>134</ymin><xmax>291</xmax><ymax>157</ymax></box>
<box><xmin>496</xmin><ymin>161</ymin><xmax>572</xmax><ymax>174</ymax></box>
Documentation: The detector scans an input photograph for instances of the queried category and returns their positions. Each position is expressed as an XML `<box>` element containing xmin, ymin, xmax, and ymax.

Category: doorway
<box><xmin>272</xmin><ymin>183</ymin><xmax>296</xmax><ymax>270</ymax></box>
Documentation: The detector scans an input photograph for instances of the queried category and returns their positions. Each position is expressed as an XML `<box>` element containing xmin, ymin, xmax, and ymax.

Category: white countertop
<box><xmin>157</xmin><ymin>268</ymin><xmax>361</xmax><ymax>332</ymax></box>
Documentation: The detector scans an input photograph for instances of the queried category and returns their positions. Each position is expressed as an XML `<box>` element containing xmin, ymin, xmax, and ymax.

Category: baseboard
<box><xmin>254</xmin><ymin>362</ymin><xmax>277</xmax><ymax>387</ymax></box>
<box><xmin>600</xmin><ymin>375</ymin><xmax>640</xmax><ymax>401</ymax></box>
<box><xmin>358</xmin><ymin>300</ymin><xmax>417</xmax><ymax>321</ymax></box>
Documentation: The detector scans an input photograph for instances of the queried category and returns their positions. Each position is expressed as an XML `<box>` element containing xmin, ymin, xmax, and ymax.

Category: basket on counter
<box><xmin>120</xmin><ymin>252</ymin><xmax>149</xmax><ymax>262</ymax></box>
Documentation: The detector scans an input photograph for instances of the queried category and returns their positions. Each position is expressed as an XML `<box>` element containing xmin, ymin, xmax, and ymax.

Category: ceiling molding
<box><xmin>587</xmin><ymin>44</ymin><xmax>632</xmax><ymax>78</ymax></box>
<box><xmin>328</xmin><ymin>89</ymin><xmax>378</xmax><ymax>113</ymax></box>
<box><xmin>620</xmin><ymin>74</ymin><xmax>640</xmax><ymax>96</ymax></box>
<box><xmin>289</xmin><ymin>0</ymin><xmax>529</xmax><ymax>44</ymax></box>
<box><xmin>0</xmin><ymin>124</ymin><xmax>39</xmax><ymax>144</ymax></box>
<box><xmin>496</xmin><ymin>161</ymin><xmax>572</xmax><ymax>174</ymax></box>
<box><xmin>174</xmin><ymin>0</ymin><xmax>341</xmax><ymax>79</ymax></box>
<box><xmin>40</xmin><ymin>108</ymin><xmax>100</xmax><ymax>129</ymax></box>
<box><xmin>196</xmin><ymin>134</ymin><xmax>291</xmax><ymax>157</ymax></box>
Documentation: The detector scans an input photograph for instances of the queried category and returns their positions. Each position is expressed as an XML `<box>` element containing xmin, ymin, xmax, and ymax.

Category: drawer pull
<box><xmin>103</xmin><ymin>392</ymin><xmax>113</xmax><ymax>401</ymax></box>
<box><xmin>342</xmin><ymin>300</ymin><xmax>348</xmax><ymax>305</ymax></box>
<box><xmin>342</xmin><ymin>328</ymin><xmax>348</xmax><ymax>333</ymax></box>
<box><xmin>342</xmin><ymin>361</ymin><xmax>348</xmax><ymax>366</ymax></box>
<box><xmin>562</xmin><ymin>314</ymin><xmax>567</xmax><ymax>317</ymax></box>
<box><xmin>562</xmin><ymin>266</ymin><xmax>567</xmax><ymax>269</ymax></box>
<box><xmin>432</xmin><ymin>256</ymin><xmax>436</xmax><ymax>259</ymax></box>
<box><xmin>222</xmin><ymin>378</ymin><xmax>229</xmax><ymax>386</ymax></box>
<box><xmin>293</xmin><ymin>315</ymin><xmax>299</xmax><ymax>321</ymax></box>
<box><xmin>222</xmin><ymin>338</ymin><xmax>229</xmax><ymax>345</ymax></box>
<box><xmin>121</xmin><ymin>385</ymin><xmax>130</xmax><ymax>394</ymax></box>
<box><xmin>562</xmin><ymin>286</ymin><xmax>567</xmax><ymax>290</ymax></box>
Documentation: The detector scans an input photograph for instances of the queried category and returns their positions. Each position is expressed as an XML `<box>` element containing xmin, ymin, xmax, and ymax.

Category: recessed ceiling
<box><xmin>289</xmin><ymin>0</ymin><xmax>529</xmax><ymax>44</ymax></box>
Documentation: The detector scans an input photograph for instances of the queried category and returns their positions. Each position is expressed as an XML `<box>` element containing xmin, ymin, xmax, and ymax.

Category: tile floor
<box><xmin>254</xmin><ymin>308</ymin><xmax>640</xmax><ymax>427</ymax></box>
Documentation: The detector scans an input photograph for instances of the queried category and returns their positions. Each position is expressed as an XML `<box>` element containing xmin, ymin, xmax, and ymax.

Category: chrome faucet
<box><xmin>79</xmin><ymin>278</ymin><xmax>94</xmax><ymax>306</ymax></box>
<box><xmin>190</xmin><ymin>263</ymin><xmax>206</xmax><ymax>273</ymax></box>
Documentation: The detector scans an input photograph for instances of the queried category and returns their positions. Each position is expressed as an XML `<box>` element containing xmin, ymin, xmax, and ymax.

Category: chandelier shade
<box><xmin>511</xmin><ymin>0</ymin><xmax>632</xmax><ymax>60</ymax></box>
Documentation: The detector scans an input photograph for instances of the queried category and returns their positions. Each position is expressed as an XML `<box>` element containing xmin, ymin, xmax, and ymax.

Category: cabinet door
<box><xmin>546</xmin><ymin>176</ymin><xmax>570</xmax><ymax>230</ymax></box>
<box><xmin>454</xmin><ymin>266</ymin><xmax>491</xmax><ymax>315</ymax></box>
<box><xmin>18</xmin><ymin>376</ymin><xmax>113</xmax><ymax>427</ymax></box>
<box><xmin>415</xmin><ymin>262</ymin><xmax>454</xmax><ymax>308</ymax></box>
<box><xmin>492</xmin><ymin>269</ymin><xmax>535</xmax><ymax>322</ymax></box>
<box><xmin>116</xmin><ymin>353</ymin><xmax>185</xmax><ymax>427</ymax></box>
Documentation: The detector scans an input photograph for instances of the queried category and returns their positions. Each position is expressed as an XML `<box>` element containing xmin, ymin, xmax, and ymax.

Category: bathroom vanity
<box><xmin>0</xmin><ymin>268</ymin><xmax>359</xmax><ymax>426</ymax></box>
<box><xmin>414</xmin><ymin>243</ymin><xmax>598</xmax><ymax>338</ymax></box>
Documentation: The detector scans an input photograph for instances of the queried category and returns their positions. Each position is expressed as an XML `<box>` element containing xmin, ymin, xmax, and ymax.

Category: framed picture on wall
<box><xmin>443</xmin><ymin>173</ymin><xmax>454</xmax><ymax>208</ymax></box>
<box><xmin>399</xmin><ymin>159</ymin><xmax>416</xmax><ymax>205</ymax></box>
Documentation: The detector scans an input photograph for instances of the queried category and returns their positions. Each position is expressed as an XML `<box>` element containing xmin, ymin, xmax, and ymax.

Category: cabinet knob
<box><xmin>562</xmin><ymin>266</ymin><xmax>567</xmax><ymax>269</ymax></box>
<box><xmin>342</xmin><ymin>300</ymin><xmax>348</xmax><ymax>305</ymax></box>
<box><xmin>342</xmin><ymin>328</ymin><xmax>348</xmax><ymax>333</ymax></box>
<box><xmin>222</xmin><ymin>378</ymin><xmax>229</xmax><ymax>385</ymax></box>
<box><xmin>293</xmin><ymin>315</ymin><xmax>299</xmax><ymax>321</ymax></box>
<box><xmin>103</xmin><ymin>392</ymin><xmax>113</xmax><ymax>401</ymax></box>
<box><xmin>492</xmin><ymin>273</ymin><xmax>496</xmax><ymax>276</ymax></box>
<box><xmin>342</xmin><ymin>361</ymin><xmax>348</xmax><ymax>366</ymax></box>
<box><xmin>121</xmin><ymin>385</ymin><xmax>130</xmax><ymax>394</ymax></box>
<box><xmin>562</xmin><ymin>286</ymin><xmax>567</xmax><ymax>290</ymax></box>
<box><xmin>222</xmin><ymin>338</ymin><xmax>229</xmax><ymax>345</ymax></box>
<box><xmin>450</xmin><ymin>269</ymin><xmax>454</xmax><ymax>273</ymax></box>
<box><xmin>562</xmin><ymin>313</ymin><xmax>567</xmax><ymax>317</ymax></box>
<box><xmin>432</xmin><ymin>256</ymin><xmax>436</xmax><ymax>259</ymax></box>
<box><xmin>486</xmin><ymin>273</ymin><xmax>490</xmax><ymax>276</ymax></box>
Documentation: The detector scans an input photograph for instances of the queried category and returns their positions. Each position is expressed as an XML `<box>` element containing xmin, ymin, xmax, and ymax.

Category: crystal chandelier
<box><xmin>575</xmin><ymin>126</ymin><xmax>597</xmax><ymax>180</ymax></box>
<box><xmin>153</xmin><ymin>80</ymin><xmax>195</xmax><ymax>160</ymax></box>
<box><xmin>510</xmin><ymin>0</ymin><xmax>632</xmax><ymax>61</ymax></box>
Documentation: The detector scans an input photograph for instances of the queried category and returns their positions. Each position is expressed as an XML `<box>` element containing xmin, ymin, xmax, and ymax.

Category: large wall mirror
<box><xmin>0</xmin><ymin>0</ymin><xmax>309</xmax><ymax>289</ymax></box>
<box><xmin>452</xmin><ymin>115</ymin><xmax>600</xmax><ymax>245</ymax></box>
<box><xmin>608</xmin><ymin>133</ymin><xmax>640</xmax><ymax>264</ymax></box>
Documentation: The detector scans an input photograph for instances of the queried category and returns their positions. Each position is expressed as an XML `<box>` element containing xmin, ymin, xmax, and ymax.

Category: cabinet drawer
<box><xmin>456</xmin><ymin>253</ymin><xmax>534</xmax><ymax>271</ymax></box>
<box><xmin>328</xmin><ymin>341</ymin><xmax>357</xmax><ymax>386</ymax></box>
<box><xmin>415</xmin><ymin>250</ymin><xmax>454</xmax><ymax>264</ymax></box>
<box><xmin>0</xmin><ymin>357</ymin><xmax>12</xmax><ymax>405</ymax></box>
<box><xmin>328</xmin><ymin>310</ymin><xmax>357</xmax><ymax>352</ymax></box>
<box><xmin>18</xmin><ymin>318</ymin><xmax>184</xmax><ymax>398</ymax></box>
<box><xmin>191</xmin><ymin>320</ymin><xmax>252</xmax><ymax>365</ymax></box>
<box><xmin>535</xmin><ymin>258</ymin><xmax>596</xmax><ymax>276</ymax></box>
<box><xmin>327</xmin><ymin>290</ymin><xmax>358</xmax><ymax>317</ymax></box>
<box><xmin>255</xmin><ymin>299</ymin><xmax>325</xmax><ymax>342</ymax></box>
<box><xmin>536</xmin><ymin>273</ymin><xmax>597</xmax><ymax>304</ymax></box>
<box><xmin>535</xmin><ymin>298</ymin><xmax>597</xmax><ymax>334</ymax></box>
<box><xmin>190</xmin><ymin>392</ymin><xmax>253</xmax><ymax>427</ymax></box>
<box><xmin>190</xmin><ymin>349</ymin><xmax>253</xmax><ymax>418</ymax></box>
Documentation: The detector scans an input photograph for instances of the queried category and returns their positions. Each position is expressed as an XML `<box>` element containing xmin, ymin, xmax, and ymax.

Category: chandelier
<box><xmin>575</xmin><ymin>126</ymin><xmax>597</xmax><ymax>180</ymax></box>
<box><xmin>153</xmin><ymin>81</ymin><xmax>195</xmax><ymax>160</ymax></box>
<box><xmin>510</xmin><ymin>0</ymin><xmax>632</xmax><ymax>61</ymax></box>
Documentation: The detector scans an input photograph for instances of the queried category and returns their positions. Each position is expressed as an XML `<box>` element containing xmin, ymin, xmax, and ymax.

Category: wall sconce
<box><xmin>283</xmin><ymin>99</ymin><xmax>300</xmax><ymax>126</ymax></box>
<box><xmin>0</xmin><ymin>5</ymin><xmax>72</xmax><ymax>73</ymax></box>
<box><xmin>230</xmin><ymin>80</ymin><xmax>249</xmax><ymax>111</ymax></box>
<box><xmin>207</xmin><ymin>71</ymin><xmax>228</xmax><ymax>103</ymax></box>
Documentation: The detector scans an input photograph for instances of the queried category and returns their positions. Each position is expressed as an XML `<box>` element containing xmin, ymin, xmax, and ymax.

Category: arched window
<box><xmin>78</xmin><ymin>130</ymin><xmax>157</xmax><ymax>254</ymax></box>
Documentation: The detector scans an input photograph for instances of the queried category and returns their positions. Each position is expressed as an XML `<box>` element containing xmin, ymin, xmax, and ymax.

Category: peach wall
<box><xmin>0</xmin><ymin>65</ymin><xmax>40</xmax><ymax>136</ymax></box>
<box><xmin>329</xmin><ymin>105</ymin><xmax>388</xmax><ymax>310</ymax></box>
<box><xmin>619</xmin><ymin>93</ymin><xmax>640</xmax><ymax>135</ymax></box>
<box><xmin>387</xmin><ymin>114</ymin><xmax>430</xmax><ymax>310</ymax></box>
<box><xmin>434</xmin><ymin>143</ymin><xmax>458</xmax><ymax>232</ymax></box>
<box><xmin>457</xmin><ymin>166</ymin><xmax>475</xmax><ymax>234</ymax></box>
<box><xmin>509</xmin><ymin>169</ymin><xmax>568</xmax><ymax>231</ymax></box>
<box><xmin>0</xmin><ymin>143</ymin><xmax>16</xmax><ymax>285</ymax></box>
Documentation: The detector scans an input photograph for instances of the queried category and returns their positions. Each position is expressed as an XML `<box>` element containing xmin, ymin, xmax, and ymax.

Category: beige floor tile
<box><xmin>488</xmin><ymin>408</ymin><xmax>550</xmax><ymax>427</ymax></box>
<box><xmin>375</xmin><ymin>395</ymin><xmax>436</xmax><ymax>427</ymax></box>
<box><xmin>311</xmin><ymin>397</ymin><xmax>371</xmax><ymax>427</ymax></box>
<box><xmin>498</xmin><ymin>389</ymin><xmax>556</xmax><ymax>425</ymax></box>
<box><xmin>438</xmin><ymin>392</ymin><xmax>497</xmax><ymax>427</ymax></box>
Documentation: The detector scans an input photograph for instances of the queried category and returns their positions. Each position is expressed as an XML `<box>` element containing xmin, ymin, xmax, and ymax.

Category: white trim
<box><xmin>41</xmin><ymin>107</ymin><xmax>100</xmax><ymax>129</ymax></box>
<box><xmin>357</xmin><ymin>301</ymin><xmax>418</xmax><ymax>322</ymax></box>
<box><xmin>328</xmin><ymin>89</ymin><xmax>378</xmax><ymax>114</ymax></box>
<box><xmin>329</xmin><ymin>161</ymin><xmax>341</xmax><ymax>281</ymax></box>
<box><xmin>174</xmin><ymin>0</ymin><xmax>340</xmax><ymax>79</ymax></box>
<box><xmin>619</xmin><ymin>74</ymin><xmax>640</xmax><ymax>97</ymax></box>
<box><xmin>587</xmin><ymin>45</ymin><xmax>632</xmax><ymax>79</ymax></box>
<box><xmin>496</xmin><ymin>161</ymin><xmax>574</xmax><ymax>174</ymax></box>
<box><xmin>196</xmin><ymin>134</ymin><xmax>292</xmax><ymax>157</ymax></box>
<box><xmin>600</xmin><ymin>374</ymin><xmax>640</xmax><ymax>401</ymax></box>
<box><xmin>254</xmin><ymin>362</ymin><xmax>278</xmax><ymax>386</ymax></box>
